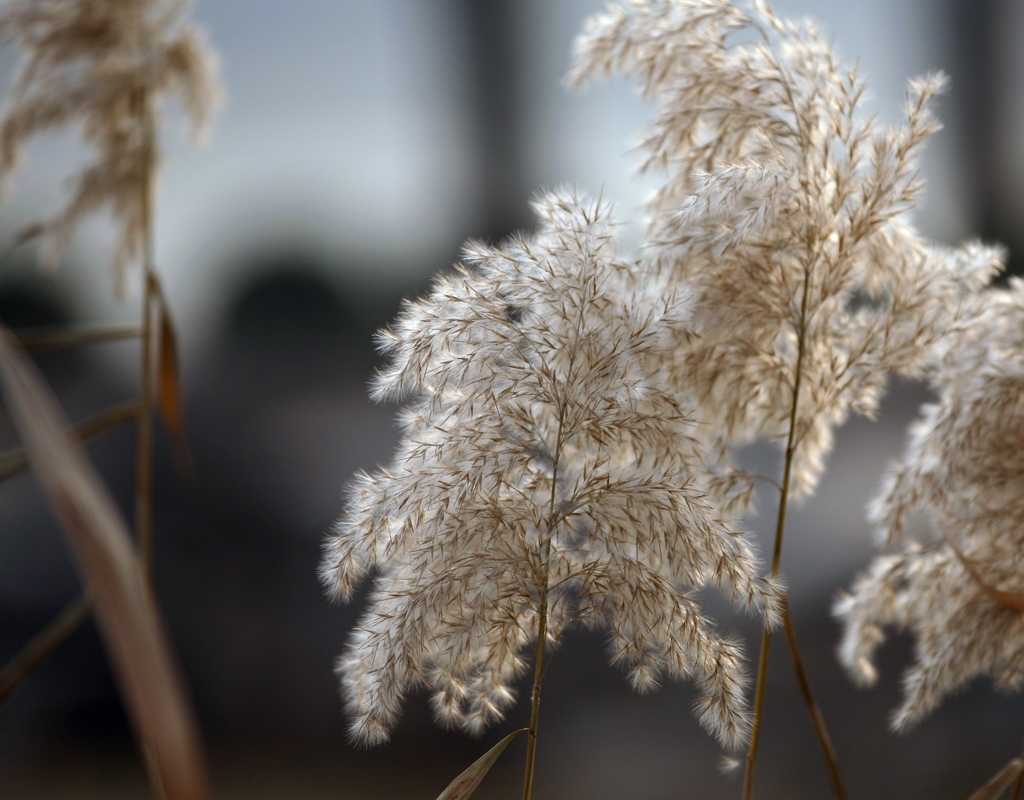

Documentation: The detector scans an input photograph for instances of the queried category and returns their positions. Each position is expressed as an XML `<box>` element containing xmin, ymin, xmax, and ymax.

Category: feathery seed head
<box><xmin>571</xmin><ymin>0</ymin><xmax>992</xmax><ymax>500</ymax></box>
<box><xmin>0</xmin><ymin>0</ymin><xmax>221</xmax><ymax>293</ymax></box>
<box><xmin>835</xmin><ymin>279</ymin><xmax>1024</xmax><ymax>731</ymax></box>
<box><xmin>321</xmin><ymin>189</ymin><xmax>781</xmax><ymax>748</ymax></box>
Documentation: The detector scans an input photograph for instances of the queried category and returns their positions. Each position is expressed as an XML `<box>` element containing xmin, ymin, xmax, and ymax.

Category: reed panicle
<box><xmin>570</xmin><ymin>0</ymin><xmax>998</xmax><ymax>502</ymax></box>
<box><xmin>320</xmin><ymin>189</ymin><xmax>783</xmax><ymax>755</ymax></box>
<box><xmin>0</xmin><ymin>0</ymin><xmax>220</xmax><ymax>294</ymax></box>
<box><xmin>835</xmin><ymin>276</ymin><xmax>1024</xmax><ymax>732</ymax></box>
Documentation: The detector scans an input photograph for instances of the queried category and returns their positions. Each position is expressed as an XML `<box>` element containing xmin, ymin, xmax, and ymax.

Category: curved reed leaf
<box><xmin>436</xmin><ymin>728</ymin><xmax>527</xmax><ymax>800</ymax></box>
<box><xmin>968</xmin><ymin>757</ymin><xmax>1024</xmax><ymax>800</ymax></box>
<box><xmin>0</xmin><ymin>324</ymin><xmax>210</xmax><ymax>800</ymax></box>
<box><xmin>149</xmin><ymin>273</ymin><xmax>192</xmax><ymax>476</ymax></box>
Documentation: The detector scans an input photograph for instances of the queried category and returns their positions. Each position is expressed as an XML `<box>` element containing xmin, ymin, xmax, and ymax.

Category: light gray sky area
<box><xmin>0</xmin><ymin>0</ymin><xmax>1004</xmax><ymax>349</ymax></box>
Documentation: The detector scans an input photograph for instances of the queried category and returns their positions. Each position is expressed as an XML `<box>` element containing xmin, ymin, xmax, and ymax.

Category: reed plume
<box><xmin>0</xmin><ymin>0</ymin><xmax>219</xmax><ymax>294</ymax></box>
<box><xmin>835</xmin><ymin>274</ymin><xmax>1024</xmax><ymax>732</ymax></box>
<box><xmin>320</xmin><ymin>189</ymin><xmax>782</xmax><ymax>753</ymax></box>
<box><xmin>569</xmin><ymin>0</ymin><xmax>994</xmax><ymax>501</ymax></box>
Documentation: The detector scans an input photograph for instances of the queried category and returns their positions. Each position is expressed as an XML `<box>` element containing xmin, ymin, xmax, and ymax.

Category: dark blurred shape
<box><xmin>227</xmin><ymin>257</ymin><xmax>355</xmax><ymax>347</ymax></box>
<box><xmin>946</xmin><ymin>0</ymin><xmax>1022</xmax><ymax>274</ymax></box>
<box><xmin>0</xmin><ymin>270</ymin><xmax>83</xmax><ymax>387</ymax></box>
<box><xmin>455</xmin><ymin>0</ymin><xmax>535</xmax><ymax>243</ymax></box>
<box><xmin>157</xmin><ymin>247</ymin><xmax>392</xmax><ymax>744</ymax></box>
<box><xmin>0</xmin><ymin>281</ymin><xmax>67</xmax><ymax>329</ymax></box>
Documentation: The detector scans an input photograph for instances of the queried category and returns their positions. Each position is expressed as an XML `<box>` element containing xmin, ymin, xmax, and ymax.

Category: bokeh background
<box><xmin>1</xmin><ymin>1</ymin><xmax>1023</xmax><ymax>798</ymax></box>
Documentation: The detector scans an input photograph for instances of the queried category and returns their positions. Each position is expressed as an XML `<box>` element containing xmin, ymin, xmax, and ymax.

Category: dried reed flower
<box><xmin>570</xmin><ymin>0</ymin><xmax>997</xmax><ymax>500</ymax></box>
<box><xmin>0</xmin><ymin>0</ymin><xmax>220</xmax><ymax>293</ymax></box>
<box><xmin>834</xmin><ymin>277</ymin><xmax>1024</xmax><ymax>732</ymax></box>
<box><xmin>320</xmin><ymin>189</ymin><xmax>782</xmax><ymax>748</ymax></box>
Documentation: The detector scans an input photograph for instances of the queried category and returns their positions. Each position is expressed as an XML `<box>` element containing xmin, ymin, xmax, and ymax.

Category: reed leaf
<box><xmin>436</xmin><ymin>729</ymin><xmax>526</xmax><ymax>800</ymax></box>
<box><xmin>149</xmin><ymin>273</ymin><xmax>191</xmax><ymax>475</ymax></box>
<box><xmin>0</xmin><ymin>324</ymin><xmax>209</xmax><ymax>800</ymax></box>
<box><xmin>968</xmin><ymin>758</ymin><xmax>1024</xmax><ymax>800</ymax></box>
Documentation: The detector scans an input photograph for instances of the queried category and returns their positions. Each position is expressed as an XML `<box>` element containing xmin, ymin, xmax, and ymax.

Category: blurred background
<box><xmin>0</xmin><ymin>1</ymin><xmax>1022</xmax><ymax>798</ymax></box>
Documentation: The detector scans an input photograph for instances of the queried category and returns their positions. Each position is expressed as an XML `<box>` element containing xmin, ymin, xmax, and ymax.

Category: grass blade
<box><xmin>968</xmin><ymin>757</ymin><xmax>1024</xmax><ymax>800</ymax></box>
<box><xmin>0</xmin><ymin>325</ymin><xmax>210</xmax><ymax>800</ymax></box>
<box><xmin>436</xmin><ymin>728</ymin><xmax>527</xmax><ymax>800</ymax></box>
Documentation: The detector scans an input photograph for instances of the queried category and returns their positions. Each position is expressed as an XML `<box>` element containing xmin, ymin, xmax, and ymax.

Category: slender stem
<box><xmin>521</xmin><ymin>594</ymin><xmax>549</xmax><ymax>800</ymax></box>
<box><xmin>522</xmin><ymin>442</ymin><xmax>560</xmax><ymax>800</ymax></box>
<box><xmin>782</xmin><ymin>601</ymin><xmax>847</xmax><ymax>800</ymax></box>
<box><xmin>136</xmin><ymin>277</ymin><xmax>155</xmax><ymax>582</ymax></box>
<box><xmin>742</xmin><ymin>443</ymin><xmax>793</xmax><ymax>800</ymax></box>
<box><xmin>743</xmin><ymin>266</ymin><xmax>812</xmax><ymax>800</ymax></box>
<box><xmin>521</xmin><ymin>333</ymin><xmax>579</xmax><ymax>800</ymax></box>
<box><xmin>0</xmin><ymin>401</ymin><xmax>140</xmax><ymax>482</ymax></box>
<box><xmin>134</xmin><ymin>15</ymin><xmax>158</xmax><ymax>586</ymax></box>
<box><xmin>0</xmin><ymin>593</ymin><xmax>92</xmax><ymax>707</ymax></box>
